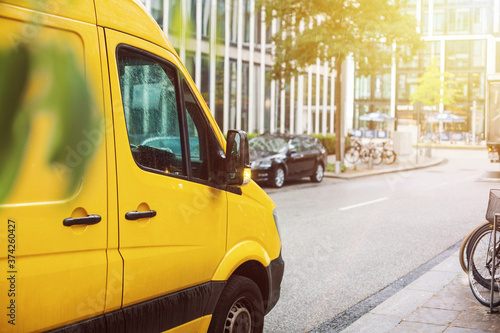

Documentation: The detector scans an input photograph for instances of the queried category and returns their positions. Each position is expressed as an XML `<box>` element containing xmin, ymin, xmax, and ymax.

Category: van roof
<box><xmin>95</xmin><ymin>0</ymin><xmax>176</xmax><ymax>54</ymax></box>
<box><xmin>1</xmin><ymin>0</ymin><xmax>176</xmax><ymax>57</ymax></box>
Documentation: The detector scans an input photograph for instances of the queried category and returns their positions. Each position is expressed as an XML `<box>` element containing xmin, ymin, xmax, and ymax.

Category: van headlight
<box><xmin>273</xmin><ymin>209</ymin><xmax>280</xmax><ymax>236</ymax></box>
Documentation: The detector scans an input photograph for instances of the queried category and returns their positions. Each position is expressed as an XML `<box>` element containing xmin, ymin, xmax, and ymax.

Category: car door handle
<box><xmin>125</xmin><ymin>210</ymin><xmax>157</xmax><ymax>220</ymax></box>
<box><xmin>63</xmin><ymin>214</ymin><xmax>101</xmax><ymax>227</ymax></box>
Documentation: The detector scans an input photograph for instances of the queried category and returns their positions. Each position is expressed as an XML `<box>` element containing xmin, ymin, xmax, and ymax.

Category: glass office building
<box><xmin>354</xmin><ymin>0</ymin><xmax>500</xmax><ymax>141</ymax></box>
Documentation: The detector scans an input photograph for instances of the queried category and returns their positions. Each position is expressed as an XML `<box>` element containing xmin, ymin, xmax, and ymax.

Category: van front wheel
<box><xmin>208</xmin><ymin>275</ymin><xmax>264</xmax><ymax>333</ymax></box>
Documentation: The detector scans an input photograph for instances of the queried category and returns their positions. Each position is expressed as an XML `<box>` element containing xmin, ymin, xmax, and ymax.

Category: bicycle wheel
<box><xmin>383</xmin><ymin>150</ymin><xmax>397</xmax><ymax>164</ymax></box>
<box><xmin>467</xmin><ymin>223</ymin><xmax>500</xmax><ymax>277</ymax></box>
<box><xmin>371</xmin><ymin>149</ymin><xmax>383</xmax><ymax>165</ymax></box>
<box><xmin>344</xmin><ymin>146</ymin><xmax>359</xmax><ymax>164</ymax></box>
<box><xmin>459</xmin><ymin>221</ymin><xmax>491</xmax><ymax>273</ymax></box>
<box><xmin>360</xmin><ymin>147</ymin><xmax>370</xmax><ymax>164</ymax></box>
<box><xmin>468</xmin><ymin>227</ymin><xmax>500</xmax><ymax>307</ymax></box>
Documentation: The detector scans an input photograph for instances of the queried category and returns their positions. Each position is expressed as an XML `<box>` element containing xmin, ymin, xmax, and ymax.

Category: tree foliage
<box><xmin>410</xmin><ymin>60</ymin><xmax>460</xmax><ymax>109</ymax></box>
<box><xmin>258</xmin><ymin>0</ymin><xmax>422</xmax><ymax>82</ymax></box>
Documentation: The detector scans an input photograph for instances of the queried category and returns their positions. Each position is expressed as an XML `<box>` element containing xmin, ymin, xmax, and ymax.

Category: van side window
<box><xmin>182</xmin><ymin>79</ymin><xmax>223</xmax><ymax>182</ymax></box>
<box><xmin>117</xmin><ymin>48</ymin><xmax>185</xmax><ymax>176</ymax></box>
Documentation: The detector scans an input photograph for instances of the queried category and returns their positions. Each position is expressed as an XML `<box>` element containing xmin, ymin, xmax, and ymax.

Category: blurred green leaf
<box><xmin>34</xmin><ymin>45</ymin><xmax>99</xmax><ymax>193</ymax></box>
<box><xmin>0</xmin><ymin>45</ymin><xmax>31</xmax><ymax>204</ymax></box>
<box><xmin>0</xmin><ymin>43</ymin><xmax>101</xmax><ymax>204</ymax></box>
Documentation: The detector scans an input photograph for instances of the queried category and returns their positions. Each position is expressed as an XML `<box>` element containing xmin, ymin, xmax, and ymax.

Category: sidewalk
<box><xmin>324</xmin><ymin>153</ymin><xmax>445</xmax><ymax>180</ymax></box>
<box><xmin>341</xmin><ymin>250</ymin><xmax>500</xmax><ymax>332</ymax></box>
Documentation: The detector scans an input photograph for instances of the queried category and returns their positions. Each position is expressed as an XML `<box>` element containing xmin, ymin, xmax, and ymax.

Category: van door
<box><xmin>0</xmin><ymin>7</ymin><xmax>107</xmax><ymax>333</ymax></box>
<box><xmin>104</xmin><ymin>30</ymin><xmax>227</xmax><ymax>330</ymax></box>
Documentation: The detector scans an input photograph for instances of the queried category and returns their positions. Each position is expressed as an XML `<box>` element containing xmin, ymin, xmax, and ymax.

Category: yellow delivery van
<box><xmin>0</xmin><ymin>0</ymin><xmax>283</xmax><ymax>332</ymax></box>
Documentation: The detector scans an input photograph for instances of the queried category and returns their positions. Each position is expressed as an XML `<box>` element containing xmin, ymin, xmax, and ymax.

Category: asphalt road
<box><xmin>262</xmin><ymin>149</ymin><xmax>500</xmax><ymax>332</ymax></box>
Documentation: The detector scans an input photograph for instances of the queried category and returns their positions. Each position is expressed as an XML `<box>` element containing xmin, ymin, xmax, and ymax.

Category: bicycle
<box><xmin>380</xmin><ymin>141</ymin><xmax>397</xmax><ymax>165</ymax></box>
<box><xmin>466</xmin><ymin>189</ymin><xmax>500</xmax><ymax>307</ymax></box>
<box><xmin>360</xmin><ymin>141</ymin><xmax>382</xmax><ymax>165</ymax></box>
<box><xmin>344</xmin><ymin>137</ymin><xmax>363</xmax><ymax>164</ymax></box>
<box><xmin>468</xmin><ymin>226</ymin><xmax>500</xmax><ymax>307</ymax></box>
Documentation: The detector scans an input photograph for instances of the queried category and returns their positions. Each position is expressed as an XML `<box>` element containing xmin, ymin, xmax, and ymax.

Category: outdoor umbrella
<box><xmin>359</xmin><ymin>111</ymin><xmax>397</xmax><ymax>122</ymax></box>
<box><xmin>426</xmin><ymin>112</ymin><xmax>465</xmax><ymax>123</ymax></box>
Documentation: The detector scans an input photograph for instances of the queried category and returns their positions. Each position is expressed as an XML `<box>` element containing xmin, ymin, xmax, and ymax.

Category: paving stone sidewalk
<box><xmin>342</xmin><ymin>251</ymin><xmax>500</xmax><ymax>332</ymax></box>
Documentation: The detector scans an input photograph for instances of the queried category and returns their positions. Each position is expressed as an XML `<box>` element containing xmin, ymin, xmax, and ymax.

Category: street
<box><xmin>263</xmin><ymin>149</ymin><xmax>500</xmax><ymax>332</ymax></box>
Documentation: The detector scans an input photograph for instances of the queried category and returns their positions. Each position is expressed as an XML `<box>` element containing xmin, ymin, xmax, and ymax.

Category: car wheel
<box><xmin>271</xmin><ymin>166</ymin><xmax>285</xmax><ymax>188</ymax></box>
<box><xmin>310</xmin><ymin>163</ymin><xmax>324</xmax><ymax>183</ymax></box>
<box><xmin>208</xmin><ymin>275</ymin><xmax>264</xmax><ymax>333</ymax></box>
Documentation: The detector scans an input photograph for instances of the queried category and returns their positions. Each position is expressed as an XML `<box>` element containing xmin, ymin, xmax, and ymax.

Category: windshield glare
<box><xmin>249</xmin><ymin>136</ymin><xmax>288</xmax><ymax>153</ymax></box>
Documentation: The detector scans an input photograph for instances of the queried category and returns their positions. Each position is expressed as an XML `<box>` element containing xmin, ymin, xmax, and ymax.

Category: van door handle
<box><xmin>125</xmin><ymin>210</ymin><xmax>157</xmax><ymax>220</ymax></box>
<box><xmin>63</xmin><ymin>214</ymin><xmax>101</xmax><ymax>227</ymax></box>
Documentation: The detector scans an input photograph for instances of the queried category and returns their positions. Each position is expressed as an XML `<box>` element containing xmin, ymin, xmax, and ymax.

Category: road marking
<box><xmin>339</xmin><ymin>197</ymin><xmax>388</xmax><ymax>211</ymax></box>
<box><xmin>429</xmin><ymin>182</ymin><xmax>448</xmax><ymax>189</ymax></box>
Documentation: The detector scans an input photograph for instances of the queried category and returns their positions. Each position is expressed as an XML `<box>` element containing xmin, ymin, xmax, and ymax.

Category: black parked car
<box><xmin>249</xmin><ymin>134</ymin><xmax>328</xmax><ymax>188</ymax></box>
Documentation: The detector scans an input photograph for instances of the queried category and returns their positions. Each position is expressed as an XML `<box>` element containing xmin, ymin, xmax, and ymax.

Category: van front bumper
<box><xmin>265</xmin><ymin>251</ymin><xmax>284</xmax><ymax>314</ymax></box>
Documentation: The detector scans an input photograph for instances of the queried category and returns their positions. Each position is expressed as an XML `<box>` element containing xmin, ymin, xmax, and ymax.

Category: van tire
<box><xmin>208</xmin><ymin>275</ymin><xmax>264</xmax><ymax>333</ymax></box>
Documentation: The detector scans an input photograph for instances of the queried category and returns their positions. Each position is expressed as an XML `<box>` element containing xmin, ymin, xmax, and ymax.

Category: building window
<box><xmin>497</xmin><ymin>42</ymin><xmax>500</xmax><ymax>74</ymax></box>
<box><xmin>447</xmin><ymin>8</ymin><xmax>470</xmax><ymax>34</ymax></box>
<box><xmin>471</xmin><ymin>72</ymin><xmax>485</xmax><ymax>100</ymax></box>
<box><xmin>472</xmin><ymin>7</ymin><xmax>488</xmax><ymax>34</ymax></box>
<box><xmin>244</xmin><ymin>0</ymin><xmax>251</xmax><ymax>43</ymax></box>
<box><xmin>169</xmin><ymin>0</ymin><xmax>180</xmax><ymax>35</ymax></box>
<box><xmin>422</xmin><ymin>41</ymin><xmax>441</xmax><ymax>69</ymax></box>
<box><xmin>472</xmin><ymin>40</ymin><xmax>486</xmax><ymax>69</ymax></box>
<box><xmin>151</xmin><ymin>0</ymin><xmax>164</xmax><ymax>29</ymax></box>
<box><xmin>185</xmin><ymin>52</ymin><xmax>195</xmax><ymax>78</ymax></box>
<box><xmin>454</xmin><ymin>72</ymin><xmax>469</xmax><ymax>101</ymax></box>
<box><xmin>204</xmin><ymin>0</ymin><xmax>213</xmax><ymax>37</ymax></box>
<box><xmin>421</xmin><ymin>10</ymin><xmax>428</xmax><ymax>34</ymax></box>
<box><xmin>446</xmin><ymin>40</ymin><xmax>469</xmax><ymax>70</ymax></box>
<box><xmin>215</xmin><ymin>57</ymin><xmax>225</xmax><ymax>127</ymax></box>
<box><xmin>397</xmin><ymin>73</ymin><xmax>418</xmax><ymax>101</ymax></box>
<box><xmin>374</xmin><ymin>75</ymin><xmax>383</xmax><ymax>100</ymax></box>
<box><xmin>382</xmin><ymin>74</ymin><xmax>391</xmax><ymax>100</ymax></box>
<box><xmin>354</xmin><ymin>75</ymin><xmax>371</xmax><ymax>100</ymax></box>
<box><xmin>217</xmin><ymin>0</ymin><xmax>225</xmax><ymax>40</ymax></box>
<box><xmin>201</xmin><ymin>54</ymin><xmax>210</xmax><ymax>103</ymax></box>
<box><xmin>231</xmin><ymin>0</ymin><xmax>238</xmax><ymax>43</ymax></box>
<box><xmin>433</xmin><ymin>10</ymin><xmax>444</xmax><ymax>35</ymax></box>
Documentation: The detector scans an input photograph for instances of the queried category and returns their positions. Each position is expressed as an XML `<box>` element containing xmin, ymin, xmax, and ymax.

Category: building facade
<box><xmin>354</xmin><ymin>0</ymin><xmax>500</xmax><ymax>142</ymax></box>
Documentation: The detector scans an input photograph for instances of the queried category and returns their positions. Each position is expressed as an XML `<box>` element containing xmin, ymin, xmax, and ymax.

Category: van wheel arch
<box><xmin>231</xmin><ymin>261</ymin><xmax>270</xmax><ymax>312</ymax></box>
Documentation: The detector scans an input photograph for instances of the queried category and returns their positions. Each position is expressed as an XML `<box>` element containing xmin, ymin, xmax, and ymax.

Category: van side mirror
<box><xmin>226</xmin><ymin>130</ymin><xmax>251</xmax><ymax>186</ymax></box>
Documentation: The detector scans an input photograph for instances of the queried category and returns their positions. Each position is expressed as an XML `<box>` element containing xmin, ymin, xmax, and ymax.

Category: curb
<box><xmin>413</xmin><ymin>144</ymin><xmax>486</xmax><ymax>150</ymax></box>
<box><xmin>324</xmin><ymin>157</ymin><xmax>446</xmax><ymax>180</ymax></box>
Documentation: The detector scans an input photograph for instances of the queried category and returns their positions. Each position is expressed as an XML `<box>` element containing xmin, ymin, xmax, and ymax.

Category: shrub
<box><xmin>311</xmin><ymin>134</ymin><xmax>336</xmax><ymax>155</ymax></box>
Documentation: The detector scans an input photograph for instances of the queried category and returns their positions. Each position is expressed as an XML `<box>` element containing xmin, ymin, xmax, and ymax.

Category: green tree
<box><xmin>259</xmin><ymin>0</ymin><xmax>422</xmax><ymax>163</ymax></box>
<box><xmin>410</xmin><ymin>61</ymin><xmax>459</xmax><ymax>109</ymax></box>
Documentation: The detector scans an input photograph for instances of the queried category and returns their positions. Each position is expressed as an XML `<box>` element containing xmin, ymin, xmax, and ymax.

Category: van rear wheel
<box><xmin>208</xmin><ymin>275</ymin><xmax>264</xmax><ymax>333</ymax></box>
